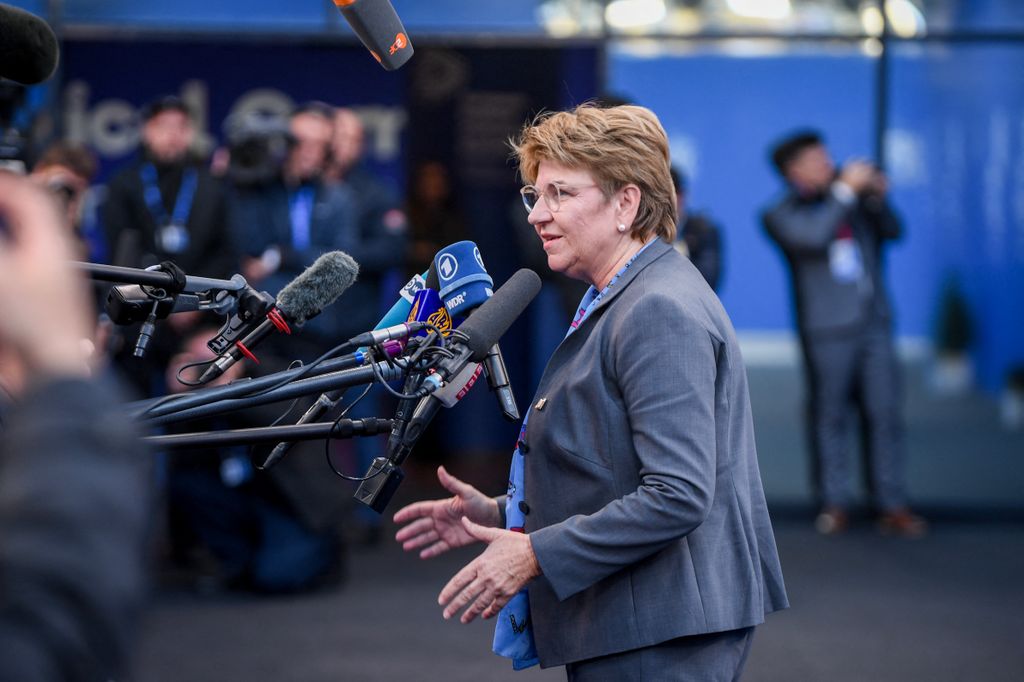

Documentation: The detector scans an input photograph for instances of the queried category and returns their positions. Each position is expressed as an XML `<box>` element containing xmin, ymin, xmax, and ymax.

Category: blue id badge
<box><xmin>829</xmin><ymin>237</ymin><xmax>864</xmax><ymax>282</ymax></box>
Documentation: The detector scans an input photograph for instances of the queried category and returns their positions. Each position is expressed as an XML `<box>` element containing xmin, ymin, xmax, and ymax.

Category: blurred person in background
<box><xmin>101</xmin><ymin>95</ymin><xmax>237</xmax><ymax>397</ymax></box>
<box><xmin>323</xmin><ymin>106</ymin><xmax>407</xmax><ymax>544</ymax></box>
<box><xmin>394</xmin><ymin>104</ymin><xmax>787</xmax><ymax>679</ymax></box>
<box><xmin>762</xmin><ymin>129</ymin><xmax>925</xmax><ymax>537</ymax></box>
<box><xmin>225</xmin><ymin>102</ymin><xmax>357</xmax><ymax>584</ymax></box>
<box><xmin>103</xmin><ymin>95</ymin><xmax>234</xmax><ymax>280</ymax></box>
<box><xmin>405</xmin><ymin>159</ymin><xmax>467</xmax><ymax>275</ymax></box>
<box><xmin>231</xmin><ymin>102</ymin><xmax>359</xmax><ymax>354</ymax></box>
<box><xmin>0</xmin><ymin>171</ymin><xmax>150</xmax><ymax>681</ymax></box>
<box><xmin>670</xmin><ymin>166</ymin><xmax>723</xmax><ymax>292</ymax></box>
<box><xmin>28</xmin><ymin>141</ymin><xmax>97</xmax><ymax>258</ymax></box>
<box><xmin>324</xmin><ymin>107</ymin><xmax>407</xmax><ymax>332</ymax></box>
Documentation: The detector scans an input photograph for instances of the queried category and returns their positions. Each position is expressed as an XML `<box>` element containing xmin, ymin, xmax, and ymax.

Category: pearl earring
<box><xmin>617</xmin><ymin>223</ymin><xmax>627</xmax><ymax>233</ymax></box>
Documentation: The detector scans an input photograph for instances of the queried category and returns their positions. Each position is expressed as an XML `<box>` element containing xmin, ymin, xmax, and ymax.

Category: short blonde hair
<box><xmin>511</xmin><ymin>103</ymin><xmax>677</xmax><ymax>242</ymax></box>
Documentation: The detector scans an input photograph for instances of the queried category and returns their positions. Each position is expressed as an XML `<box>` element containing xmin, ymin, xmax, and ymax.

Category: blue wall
<box><xmin>608</xmin><ymin>42</ymin><xmax>1024</xmax><ymax>391</ymax></box>
<box><xmin>608</xmin><ymin>45</ymin><xmax>880</xmax><ymax>333</ymax></box>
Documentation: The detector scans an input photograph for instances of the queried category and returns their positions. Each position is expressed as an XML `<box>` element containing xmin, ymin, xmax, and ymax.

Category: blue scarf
<box><xmin>493</xmin><ymin>241</ymin><xmax>653</xmax><ymax>669</ymax></box>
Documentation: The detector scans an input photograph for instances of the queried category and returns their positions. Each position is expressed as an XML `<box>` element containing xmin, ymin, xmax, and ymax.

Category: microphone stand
<box><xmin>130</xmin><ymin>349</ymin><xmax>376</xmax><ymax>419</ymax></box>
<box><xmin>144</xmin><ymin>418</ymin><xmax>394</xmax><ymax>450</ymax></box>
<box><xmin>143</xmin><ymin>360</ymin><xmax>405</xmax><ymax>426</ymax></box>
<box><xmin>75</xmin><ymin>261</ymin><xmax>246</xmax><ymax>294</ymax></box>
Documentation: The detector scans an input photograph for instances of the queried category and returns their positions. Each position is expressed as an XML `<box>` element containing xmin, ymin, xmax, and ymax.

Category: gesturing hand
<box><xmin>393</xmin><ymin>465</ymin><xmax>502</xmax><ymax>559</ymax></box>
<box><xmin>438</xmin><ymin>518</ymin><xmax>540</xmax><ymax>624</ymax></box>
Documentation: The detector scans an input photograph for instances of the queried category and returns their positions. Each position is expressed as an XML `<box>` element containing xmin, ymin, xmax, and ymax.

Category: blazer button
<box><xmin>517</xmin><ymin>440</ymin><xmax>529</xmax><ymax>454</ymax></box>
<box><xmin>518</xmin><ymin>501</ymin><xmax>530</xmax><ymax>515</ymax></box>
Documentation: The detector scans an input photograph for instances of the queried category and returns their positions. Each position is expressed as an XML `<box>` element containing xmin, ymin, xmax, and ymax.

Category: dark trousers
<box><xmin>801</xmin><ymin>318</ymin><xmax>906</xmax><ymax>510</ymax></box>
<box><xmin>565</xmin><ymin>627</ymin><xmax>755</xmax><ymax>682</ymax></box>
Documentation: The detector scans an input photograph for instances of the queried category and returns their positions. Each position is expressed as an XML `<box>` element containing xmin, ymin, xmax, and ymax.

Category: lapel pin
<box><xmin>534</xmin><ymin>398</ymin><xmax>547</xmax><ymax>411</ymax></box>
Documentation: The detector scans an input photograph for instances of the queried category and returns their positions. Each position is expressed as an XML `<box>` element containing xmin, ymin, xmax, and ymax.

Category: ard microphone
<box><xmin>434</xmin><ymin>240</ymin><xmax>519</xmax><ymax>421</ymax></box>
<box><xmin>333</xmin><ymin>0</ymin><xmax>413</xmax><ymax>71</ymax></box>
<box><xmin>198</xmin><ymin>252</ymin><xmax>358</xmax><ymax>384</ymax></box>
<box><xmin>0</xmin><ymin>4</ymin><xmax>59</xmax><ymax>85</ymax></box>
<box><xmin>355</xmin><ymin>269</ymin><xmax>542</xmax><ymax>513</ymax></box>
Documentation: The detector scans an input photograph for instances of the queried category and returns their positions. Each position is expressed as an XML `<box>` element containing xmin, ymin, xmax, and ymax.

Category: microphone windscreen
<box><xmin>434</xmin><ymin>240</ymin><xmax>494</xmax><ymax>317</ymax></box>
<box><xmin>334</xmin><ymin>0</ymin><xmax>414</xmax><ymax>71</ymax></box>
<box><xmin>0</xmin><ymin>3</ymin><xmax>59</xmax><ymax>85</ymax></box>
<box><xmin>458</xmin><ymin>269</ymin><xmax>541</xmax><ymax>361</ymax></box>
<box><xmin>276</xmin><ymin>251</ymin><xmax>359</xmax><ymax>324</ymax></box>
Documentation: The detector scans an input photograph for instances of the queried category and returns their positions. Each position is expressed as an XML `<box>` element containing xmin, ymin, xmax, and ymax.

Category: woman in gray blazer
<box><xmin>394</xmin><ymin>104</ymin><xmax>788</xmax><ymax>680</ymax></box>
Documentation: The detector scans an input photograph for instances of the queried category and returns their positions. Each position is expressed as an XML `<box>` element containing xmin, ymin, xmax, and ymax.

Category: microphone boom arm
<box><xmin>144</xmin><ymin>418</ymin><xmax>394</xmax><ymax>450</ymax></box>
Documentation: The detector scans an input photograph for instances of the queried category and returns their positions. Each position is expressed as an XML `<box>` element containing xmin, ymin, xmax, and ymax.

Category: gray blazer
<box><xmin>762</xmin><ymin>191</ymin><xmax>902</xmax><ymax>339</ymax></box>
<box><xmin>522</xmin><ymin>240</ymin><xmax>788</xmax><ymax>667</ymax></box>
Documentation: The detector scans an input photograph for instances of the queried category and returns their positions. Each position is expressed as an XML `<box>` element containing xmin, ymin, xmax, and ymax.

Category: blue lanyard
<box><xmin>569</xmin><ymin>240</ymin><xmax>655</xmax><ymax>334</ymax></box>
<box><xmin>288</xmin><ymin>186</ymin><xmax>316</xmax><ymax>252</ymax></box>
<box><xmin>140</xmin><ymin>163</ymin><xmax>197</xmax><ymax>227</ymax></box>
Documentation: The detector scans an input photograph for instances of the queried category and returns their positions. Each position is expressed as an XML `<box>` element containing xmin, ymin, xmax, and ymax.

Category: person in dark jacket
<box><xmin>102</xmin><ymin>95</ymin><xmax>234</xmax><ymax>279</ymax></box>
<box><xmin>670</xmin><ymin>166</ymin><xmax>723</xmax><ymax>291</ymax></box>
<box><xmin>762</xmin><ymin>129</ymin><xmax>925</xmax><ymax>537</ymax></box>
<box><xmin>0</xmin><ymin>172</ymin><xmax>150</xmax><ymax>682</ymax></box>
<box><xmin>101</xmin><ymin>95</ymin><xmax>237</xmax><ymax>397</ymax></box>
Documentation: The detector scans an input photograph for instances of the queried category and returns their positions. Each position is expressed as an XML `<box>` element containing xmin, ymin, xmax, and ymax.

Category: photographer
<box><xmin>0</xmin><ymin>171</ymin><xmax>150</xmax><ymax>681</ymax></box>
<box><xmin>762</xmin><ymin>130</ymin><xmax>925</xmax><ymax>537</ymax></box>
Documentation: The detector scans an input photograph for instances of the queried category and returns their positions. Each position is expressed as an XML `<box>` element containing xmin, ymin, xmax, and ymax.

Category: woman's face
<box><xmin>526</xmin><ymin>160</ymin><xmax>622</xmax><ymax>286</ymax></box>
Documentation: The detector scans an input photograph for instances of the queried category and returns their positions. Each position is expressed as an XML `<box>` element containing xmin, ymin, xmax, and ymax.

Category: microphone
<box><xmin>258</xmin><ymin>269</ymin><xmax>427</xmax><ymax>470</ymax></box>
<box><xmin>198</xmin><ymin>251</ymin><xmax>358</xmax><ymax>384</ymax></box>
<box><xmin>355</xmin><ymin>269</ymin><xmax>542</xmax><ymax>512</ymax></box>
<box><xmin>0</xmin><ymin>4</ymin><xmax>59</xmax><ymax>85</ymax></box>
<box><xmin>434</xmin><ymin>241</ymin><xmax>520</xmax><ymax>421</ymax></box>
<box><xmin>332</xmin><ymin>0</ymin><xmax>414</xmax><ymax>71</ymax></box>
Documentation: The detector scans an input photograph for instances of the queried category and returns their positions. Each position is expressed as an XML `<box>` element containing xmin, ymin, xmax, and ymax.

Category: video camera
<box><xmin>222</xmin><ymin>110</ymin><xmax>293</xmax><ymax>189</ymax></box>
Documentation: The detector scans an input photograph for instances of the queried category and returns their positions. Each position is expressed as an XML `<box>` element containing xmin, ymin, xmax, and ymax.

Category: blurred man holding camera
<box><xmin>762</xmin><ymin>130</ymin><xmax>925</xmax><ymax>538</ymax></box>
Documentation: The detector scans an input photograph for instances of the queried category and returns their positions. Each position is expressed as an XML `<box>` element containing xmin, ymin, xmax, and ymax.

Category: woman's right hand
<box><xmin>393</xmin><ymin>465</ymin><xmax>502</xmax><ymax>559</ymax></box>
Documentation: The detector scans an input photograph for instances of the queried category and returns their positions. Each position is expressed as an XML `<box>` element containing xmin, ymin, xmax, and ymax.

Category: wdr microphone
<box><xmin>199</xmin><ymin>251</ymin><xmax>358</xmax><ymax>384</ymax></box>
<box><xmin>434</xmin><ymin>241</ymin><xmax>519</xmax><ymax>421</ymax></box>
<box><xmin>434</xmin><ymin>240</ymin><xmax>493</xmax><ymax>316</ymax></box>
<box><xmin>355</xmin><ymin>269</ymin><xmax>542</xmax><ymax>512</ymax></box>
<box><xmin>0</xmin><ymin>3</ymin><xmax>59</xmax><ymax>85</ymax></box>
<box><xmin>333</xmin><ymin>0</ymin><xmax>414</xmax><ymax>71</ymax></box>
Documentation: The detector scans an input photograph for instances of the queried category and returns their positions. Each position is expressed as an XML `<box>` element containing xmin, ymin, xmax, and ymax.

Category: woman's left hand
<box><xmin>438</xmin><ymin>518</ymin><xmax>541</xmax><ymax>624</ymax></box>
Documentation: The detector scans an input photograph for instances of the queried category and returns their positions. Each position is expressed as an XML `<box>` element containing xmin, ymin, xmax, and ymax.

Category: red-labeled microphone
<box><xmin>332</xmin><ymin>0</ymin><xmax>414</xmax><ymax>71</ymax></box>
<box><xmin>198</xmin><ymin>252</ymin><xmax>359</xmax><ymax>384</ymax></box>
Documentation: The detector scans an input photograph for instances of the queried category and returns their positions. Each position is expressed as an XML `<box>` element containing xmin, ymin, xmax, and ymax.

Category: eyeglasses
<box><xmin>520</xmin><ymin>182</ymin><xmax>599</xmax><ymax>214</ymax></box>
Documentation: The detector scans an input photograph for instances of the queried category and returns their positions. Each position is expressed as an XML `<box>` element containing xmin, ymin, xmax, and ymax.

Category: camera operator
<box><xmin>0</xmin><ymin>171</ymin><xmax>150</xmax><ymax>682</ymax></box>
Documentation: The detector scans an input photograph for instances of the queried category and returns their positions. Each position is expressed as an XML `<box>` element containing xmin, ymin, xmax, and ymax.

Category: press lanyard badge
<box><xmin>158</xmin><ymin>222</ymin><xmax>190</xmax><ymax>254</ymax></box>
<box><xmin>140</xmin><ymin>163</ymin><xmax>197</xmax><ymax>255</ymax></box>
<box><xmin>829</xmin><ymin>235</ymin><xmax>863</xmax><ymax>283</ymax></box>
